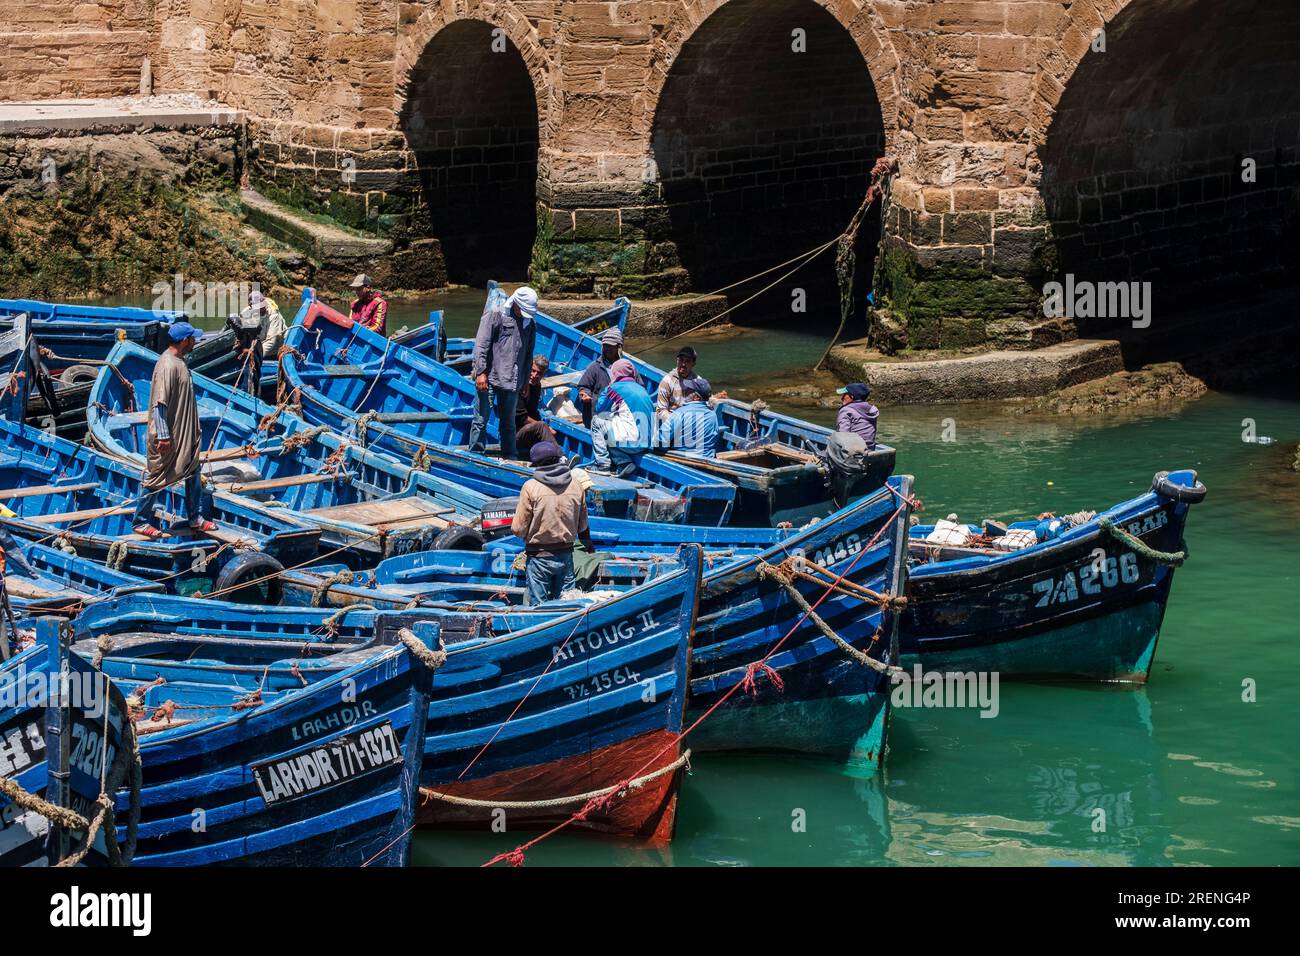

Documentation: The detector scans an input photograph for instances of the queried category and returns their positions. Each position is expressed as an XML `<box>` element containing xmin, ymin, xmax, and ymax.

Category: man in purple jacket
<box><xmin>835</xmin><ymin>382</ymin><xmax>879</xmax><ymax>449</ymax></box>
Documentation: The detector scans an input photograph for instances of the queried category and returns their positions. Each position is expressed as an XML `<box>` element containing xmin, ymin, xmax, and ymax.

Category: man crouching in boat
<box><xmin>511</xmin><ymin>441</ymin><xmax>595</xmax><ymax>605</ymax></box>
<box><xmin>348</xmin><ymin>274</ymin><xmax>388</xmax><ymax>335</ymax></box>
<box><xmin>132</xmin><ymin>322</ymin><xmax>216</xmax><ymax>538</ymax></box>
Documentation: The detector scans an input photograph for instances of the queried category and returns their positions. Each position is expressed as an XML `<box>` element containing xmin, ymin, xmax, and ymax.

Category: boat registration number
<box><xmin>251</xmin><ymin>720</ymin><xmax>402</xmax><ymax>806</ymax></box>
<box><xmin>1032</xmin><ymin>551</ymin><xmax>1141</xmax><ymax>607</ymax></box>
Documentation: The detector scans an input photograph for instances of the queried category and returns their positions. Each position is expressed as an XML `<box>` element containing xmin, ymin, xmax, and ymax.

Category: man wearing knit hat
<box><xmin>511</xmin><ymin>441</ymin><xmax>594</xmax><ymax>604</ymax></box>
<box><xmin>469</xmin><ymin>285</ymin><xmax>538</xmax><ymax>459</ymax></box>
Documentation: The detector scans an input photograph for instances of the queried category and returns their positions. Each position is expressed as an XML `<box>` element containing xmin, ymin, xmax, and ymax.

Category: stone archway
<box><xmin>647</xmin><ymin>0</ymin><xmax>894</xmax><ymax>318</ymax></box>
<box><xmin>1036</xmin><ymin>0</ymin><xmax>1300</xmax><ymax>320</ymax></box>
<box><xmin>396</xmin><ymin>8</ymin><xmax>552</xmax><ymax>283</ymax></box>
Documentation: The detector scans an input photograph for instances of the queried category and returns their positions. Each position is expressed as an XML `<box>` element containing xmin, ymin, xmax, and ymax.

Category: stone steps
<box><xmin>238</xmin><ymin>188</ymin><xmax>391</xmax><ymax>262</ymax></box>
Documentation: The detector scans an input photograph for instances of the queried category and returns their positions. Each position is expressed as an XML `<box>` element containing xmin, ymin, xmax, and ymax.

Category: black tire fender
<box><xmin>212</xmin><ymin>550</ymin><xmax>285</xmax><ymax>603</ymax></box>
<box><xmin>433</xmin><ymin>524</ymin><xmax>487</xmax><ymax>551</ymax></box>
<box><xmin>1152</xmin><ymin>470</ymin><xmax>1207</xmax><ymax>504</ymax></box>
<box><xmin>62</xmin><ymin>364</ymin><xmax>100</xmax><ymax>387</ymax></box>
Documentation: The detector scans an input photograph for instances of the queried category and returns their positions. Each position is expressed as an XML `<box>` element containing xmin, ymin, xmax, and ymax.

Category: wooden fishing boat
<box><xmin>285</xmin><ymin>480</ymin><xmax>915</xmax><ymax>774</ymax></box>
<box><xmin>76</xmin><ymin>546</ymin><xmax>704</xmax><ymax>843</ymax></box>
<box><xmin>0</xmin><ymin>299</ymin><xmax>172</xmax><ymax>374</ymax></box>
<box><xmin>396</xmin><ymin>281</ymin><xmax>897</xmax><ymax>525</ymax></box>
<box><xmin>0</xmin><ymin>535</ymin><xmax>162</xmax><ymax>616</ymax></box>
<box><xmin>1</xmin><ymin>620</ymin><xmax>131</xmax><ymax>866</ymax></box>
<box><xmin>282</xmin><ymin>292</ymin><xmax>737</xmax><ymax>527</ymax></box>
<box><xmin>89</xmin><ymin>341</ymin><xmax>493</xmax><ymax>565</ymax></box>
<box><xmin>901</xmin><ymin>470</ymin><xmax>1206</xmax><ymax>682</ymax></box>
<box><xmin>19</xmin><ymin>618</ymin><xmax>435</xmax><ymax>867</ymax></box>
<box><xmin>0</xmin><ymin>310</ymin><xmax>35</xmax><ymax>424</ymax></box>
<box><xmin>0</xmin><ymin>419</ymin><xmax>320</xmax><ymax>601</ymax></box>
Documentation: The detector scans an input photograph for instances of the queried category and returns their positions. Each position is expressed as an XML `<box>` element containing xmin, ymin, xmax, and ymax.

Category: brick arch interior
<box><xmin>400</xmin><ymin>19</ymin><xmax>540</xmax><ymax>285</ymax></box>
<box><xmin>1040</xmin><ymin>0</ymin><xmax>1300</xmax><ymax>323</ymax></box>
<box><xmin>650</xmin><ymin>0</ymin><xmax>887</xmax><ymax>319</ymax></box>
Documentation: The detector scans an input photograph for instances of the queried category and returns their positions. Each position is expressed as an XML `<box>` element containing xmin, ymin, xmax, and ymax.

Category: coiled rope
<box><xmin>1098</xmin><ymin>516</ymin><xmax>1186</xmax><ymax>567</ymax></box>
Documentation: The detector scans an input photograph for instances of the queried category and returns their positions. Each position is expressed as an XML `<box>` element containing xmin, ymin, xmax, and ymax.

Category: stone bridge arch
<box><xmin>394</xmin><ymin>3</ymin><xmax>555</xmax><ymax>283</ymax></box>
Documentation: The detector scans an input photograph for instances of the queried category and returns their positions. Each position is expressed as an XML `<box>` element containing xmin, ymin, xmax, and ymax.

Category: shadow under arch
<box><xmin>400</xmin><ymin>19</ymin><xmax>539</xmax><ymax>284</ymax></box>
<box><xmin>650</xmin><ymin>0</ymin><xmax>886</xmax><ymax>324</ymax></box>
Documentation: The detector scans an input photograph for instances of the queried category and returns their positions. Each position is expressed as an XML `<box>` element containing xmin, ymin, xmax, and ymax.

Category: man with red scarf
<box><xmin>348</xmin><ymin>274</ymin><xmax>388</xmax><ymax>335</ymax></box>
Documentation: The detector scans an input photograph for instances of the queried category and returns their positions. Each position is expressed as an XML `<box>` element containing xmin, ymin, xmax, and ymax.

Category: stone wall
<box><xmin>3</xmin><ymin>1</ymin><xmax>1297</xmax><ymax>350</ymax></box>
<box><xmin>0</xmin><ymin>1</ymin><xmax>153</xmax><ymax>99</ymax></box>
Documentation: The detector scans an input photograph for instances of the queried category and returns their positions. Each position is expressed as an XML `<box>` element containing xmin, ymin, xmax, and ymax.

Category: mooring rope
<box><xmin>396</xmin><ymin>627</ymin><xmax>448</xmax><ymax>672</ymax></box>
<box><xmin>420</xmin><ymin>750</ymin><xmax>691</xmax><ymax>811</ymax></box>
<box><xmin>1098</xmin><ymin>516</ymin><xmax>1186</xmax><ymax>566</ymax></box>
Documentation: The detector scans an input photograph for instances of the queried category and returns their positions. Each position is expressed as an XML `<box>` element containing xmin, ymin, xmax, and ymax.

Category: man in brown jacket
<box><xmin>511</xmin><ymin>441</ymin><xmax>594</xmax><ymax>604</ymax></box>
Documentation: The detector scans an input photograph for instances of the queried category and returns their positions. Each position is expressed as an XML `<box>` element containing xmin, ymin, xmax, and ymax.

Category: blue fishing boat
<box><xmin>0</xmin><ymin>299</ymin><xmax>172</xmax><ymax>374</ymax></box>
<box><xmin>901</xmin><ymin>470</ymin><xmax>1206</xmax><ymax>681</ymax></box>
<box><xmin>394</xmin><ymin>282</ymin><xmax>897</xmax><ymax>525</ymax></box>
<box><xmin>282</xmin><ymin>292</ymin><xmax>737</xmax><ymax>526</ymax></box>
<box><xmin>0</xmin><ymin>419</ymin><xmax>320</xmax><ymax>600</ymax></box>
<box><xmin>1</xmin><ymin>619</ymin><xmax>132</xmax><ymax>866</ymax></box>
<box><xmin>88</xmin><ymin>341</ymin><xmax>494</xmax><ymax>565</ymax></box>
<box><xmin>0</xmin><ymin>310</ymin><xmax>36</xmax><ymax>424</ymax></box>
<box><xmin>287</xmin><ymin>480</ymin><xmax>915</xmax><ymax>774</ymax></box>
<box><xmin>31</xmin><ymin>617</ymin><xmax>435</xmax><ymax>866</ymax></box>
<box><xmin>77</xmin><ymin>546</ymin><xmax>704</xmax><ymax>842</ymax></box>
<box><xmin>0</xmin><ymin>533</ymin><xmax>161</xmax><ymax>616</ymax></box>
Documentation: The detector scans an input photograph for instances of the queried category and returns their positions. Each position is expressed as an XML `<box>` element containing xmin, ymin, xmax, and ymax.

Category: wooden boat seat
<box><xmin>714</xmin><ymin>442</ymin><xmax>819</xmax><ymax>467</ymax></box>
<box><xmin>29</xmin><ymin>504</ymin><xmax>131</xmax><ymax>524</ymax></box>
<box><xmin>541</xmin><ymin>371</ymin><xmax>582</xmax><ymax>389</ymax></box>
<box><xmin>217</xmin><ymin>473</ymin><xmax>340</xmax><ymax>494</ymax></box>
<box><xmin>0</xmin><ymin>481</ymin><xmax>99</xmax><ymax>500</ymax></box>
<box><xmin>304</xmin><ymin>497</ymin><xmax>455</xmax><ymax>531</ymax></box>
<box><xmin>371</xmin><ymin>410</ymin><xmax>452</xmax><ymax>424</ymax></box>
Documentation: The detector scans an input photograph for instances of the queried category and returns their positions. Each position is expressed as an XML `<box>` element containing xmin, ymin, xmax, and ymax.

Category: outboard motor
<box><xmin>480</xmin><ymin>496</ymin><xmax>519</xmax><ymax>539</ymax></box>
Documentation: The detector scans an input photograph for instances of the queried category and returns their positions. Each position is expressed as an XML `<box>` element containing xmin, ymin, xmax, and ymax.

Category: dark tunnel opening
<box><xmin>651</xmin><ymin>0</ymin><xmax>886</xmax><ymax>327</ymax></box>
<box><xmin>402</xmin><ymin>20</ymin><xmax>539</xmax><ymax>285</ymax></box>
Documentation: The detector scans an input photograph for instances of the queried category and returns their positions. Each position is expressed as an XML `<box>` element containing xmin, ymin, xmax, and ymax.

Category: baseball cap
<box><xmin>248</xmin><ymin>290</ymin><xmax>265</xmax><ymax>307</ymax></box>
<box><xmin>676</xmin><ymin>346</ymin><xmax>698</xmax><ymax>361</ymax></box>
<box><xmin>168</xmin><ymin>321</ymin><xmax>201</xmax><ymax>343</ymax></box>
<box><xmin>836</xmin><ymin>382</ymin><xmax>871</xmax><ymax>401</ymax></box>
<box><xmin>350</xmin><ymin>274</ymin><xmax>373</xmax><ymax>289</ymax></box>
<box><xmin>529</xmin><ymin>440</ymin><xmax>562</xmax><ymax>465</ymax></box>
<box><xmin>683</xmin><ymin>376</ymin><xmax>712</xmax><ymax>400</ymax></box>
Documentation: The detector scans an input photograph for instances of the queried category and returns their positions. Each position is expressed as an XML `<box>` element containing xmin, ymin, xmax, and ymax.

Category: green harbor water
<box><xmin>114</xmin><ymin>288</ymin><xmax>1300</xmax><ymax>866</ymax></box>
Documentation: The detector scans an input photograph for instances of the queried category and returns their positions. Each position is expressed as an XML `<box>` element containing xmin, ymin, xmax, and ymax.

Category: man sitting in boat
<box><xmin>835</xmin><ymin>382</ymin><xmax>879</xmax><ymax>450</ymax></box>
<box><xmin>469</xmin><ymin>286</ymin><xmax>538</xmax><ymax>460</ymax></box>
<box><xmin>591</xmin><ymin>359</ymin><xmax>654</xmax><ymax>477</ymax></box>
<box><xmin>132</xmin><ymin>322</ymin><xmax>216</xmax><ymax>538</ymax></box>
<box><xmin>657</xmin><ymin>376</ymin><xmax>718</xmax><ymax>458</ymax></box>
<box><xmin>348</xmin><ymin>274</ymin><xmax>388</xmax><ymax>336</ymax></box>
<box><xmin>576</xmin><ymin>326</ymin><xmax>624</xmax><ymax>428</ymax></box>
<box><xmin>656</xmin><ymin>345</ymin><xmax>727</xmax><ymax>422</ymax></box>
<box><xmin>515</xmin><ymin>355</ymin><xmax>557</xmax><ymax>457</ymax></box>
<box><xmin>511</xmin><ymin>440</ymin><xmax>595</xmax><ymax>605</ymax></box>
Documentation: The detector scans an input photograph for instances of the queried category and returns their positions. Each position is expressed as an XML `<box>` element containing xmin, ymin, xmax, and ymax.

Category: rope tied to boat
<box><xmin>422</xmin><ymin>749</ymin><xmax>690</xmax><ymax>814</ymax></box>
<box><xmin>320</xmin><ymin>602</ymin><xmax>375</xmax><ymax>637</ymax></box>
<box><xmin>755</xmin><ymin>562</ymin><xmax>902</xmax><ymax>677</ymax></box>
<box><xmin>355</xmin><ymin>410</ymin><xmax>378</xmax><ymax>446</ymax></box>
<box><xmin>397</xmin><ymin>627</ymin><xmax>448</xmax><ymax>671</ymax></box>
<box><xmin>105</xmin><ymin>540</ymin><xmax>130</xmax><ymax>571</ymax></box>
<box><xmin>741</xmin><ymin>660</ymin><xmax>784</xmax><ymax>696</ymax></box>
<box><xmin>1098</xmin><ymin>516</ymin><xmax>1186</xmax><ymax>567</ymax></box>
<box><xmin>411</xmin><ymin>444</ymin><xmax>432</xmax><ymax>472</ymax></box>
<box><xmin>311</xmin><ymin>569</ymin><xmax>355</xmax><ymax>607</ymax></box>
<box><xmin>278</xmin><ymin>425</ymin><xmax>328</xmax><ymax>454</ymax></box>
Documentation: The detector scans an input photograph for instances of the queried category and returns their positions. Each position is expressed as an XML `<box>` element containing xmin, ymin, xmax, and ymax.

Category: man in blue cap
<box><xmin>835</xmin><ymin>382</ymin><xmax>879</xmax><ymax>449</ymax></box>
<box><xmin>510</xmin><ymin>440</ymin><xmax>594</xmax><ymax>604</ymax></box>
<box><xmin>469</xmin><ymin>285</ymin><xmax>538</xmax><ymax>459</ymax></box>
<box><xmin>132</xmin><ymin>322</ymin><xmax>214</xmax><ymax>538</ymax></box>
<box><xmin>657</xmin><ymin>376</ymin><xmax>718</xmax><ymax>458</ymax></box>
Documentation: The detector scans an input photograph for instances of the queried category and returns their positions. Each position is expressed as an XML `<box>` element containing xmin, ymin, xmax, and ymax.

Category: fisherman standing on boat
<box><xmin>511</xmin><ymin>440</ymin><xmax>594</xmax><ymax>604</ymax></box>
<box><xmin>576</xmin><ymin>327</ymin><xmax>624</xmax><ymax>428</ymax></box>
<box><xmin>656</xmin><ymin>345</ymin><xmax>727</xmax><ymax>422</ymax></box>
<box><xmin>469</xmin><ymin>286</ymin><xmax>538</xmax><ymax>460</ymax></box>
<box><xmin>658</xmin><ymin>377</ymin><xmax>718</xmax><ymax>458</ymax></box>
<box><xmin>348</xmin><ymin>274</ymin><xmax>388</xmax><ymax>336</ymax></box>
<box><xmin>132</xmin><ymin>323</ymin><xmax>215</xmax><ymax>538</ymax></box>
<box><xmin>227</xmin><ymin>289</ymin><xmax>283</xmax><ymax>396</ymax></box>
<box><xmin>835</xmin><ymin>382</ymin><xmax>879</xmax><ymax>450</ymax></box>
<box><xmin>245</xmin><ymin>289</ymin><xmax>287</xmax><ymax>358</ymax></box>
